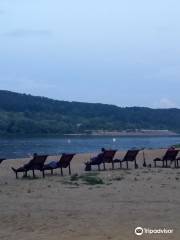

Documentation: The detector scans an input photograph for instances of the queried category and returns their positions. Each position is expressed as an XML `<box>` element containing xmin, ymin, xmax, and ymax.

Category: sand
<box><xmin>0</xmin><ymin>149</ymin><xmax>180</xmax><ymax>240</ymax></box>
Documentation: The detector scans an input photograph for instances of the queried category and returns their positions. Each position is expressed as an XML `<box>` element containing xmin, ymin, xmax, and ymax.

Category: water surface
<box><xmin>1</xmin><ymin>136</ymin><xmax>180</xmax><ymax>159</ymax></box>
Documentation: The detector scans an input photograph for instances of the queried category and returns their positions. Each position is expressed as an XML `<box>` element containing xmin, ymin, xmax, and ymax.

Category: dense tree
<box><xmin>0</xmin><ymin>90</ymin><xmax>180</xmax><ymax>136</ymax></box>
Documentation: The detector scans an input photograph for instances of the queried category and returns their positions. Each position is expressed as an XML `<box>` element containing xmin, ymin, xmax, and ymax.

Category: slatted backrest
<box><xmin>124</xmin><ymin>150</ymin><xmax>139</xmax><ymax>162</ymax></box>
<box><xmin>163</xmin><ymin>149</ymin><xmax>179</xmax><ymax>161</ymax></box>
<box><xmin>31</xmin><ymin>155</ymin><xmax>48</xmax><ymax>169</ymax></box>
<box><xmin>59</xmin><ymin>153</ymin><xmax>75</xmax><ymax>168</ymax></box>
<box><xmin>102</xmin><ymin>150</ymin><xmax>117</xmax><ymax>162</ymax></box>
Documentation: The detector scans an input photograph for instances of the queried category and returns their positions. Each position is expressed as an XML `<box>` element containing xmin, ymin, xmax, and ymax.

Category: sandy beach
<box><xmin>0</xmin><ymin>149</ymin><xmax>180</xmax><ymax>240</ymax></box>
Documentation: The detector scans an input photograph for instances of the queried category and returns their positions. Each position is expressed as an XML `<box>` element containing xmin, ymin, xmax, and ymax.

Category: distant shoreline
<box><xmin>0</xmin><ymin>130</ymin><xmax>179</xmax><ymax>138</ymax></box>
<box><xmin>65</xmin><ymin>130</ymin><xmax>179</xmax><ymax>137</ymax></box>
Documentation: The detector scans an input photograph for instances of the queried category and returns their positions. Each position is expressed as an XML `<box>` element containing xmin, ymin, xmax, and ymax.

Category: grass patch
<box><xmin>80</xmin><ymin>175</ymin><xmax>105</xmax><ymax>185</ymax></box>
<box><xmin>70</xmin><ymin>174</ymin><xmax>79</xmax><ymax>181</ymax></box>
<box><xmin>69</xmin><ymin>173</ymin><xmax>104</xmax><ymax>185</ymax></box>
<box><xmin>84</xmin><ymin>172</ymin><xmax>99</xmax><ymax>177</ymax></box>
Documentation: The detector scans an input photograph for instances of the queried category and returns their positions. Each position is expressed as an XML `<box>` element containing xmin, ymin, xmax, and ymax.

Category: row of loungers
<box><xmin>11</xmin><ymin>150</ymin><xmax>140</xmax><ymax>179</ymax></box>
<box><xmin>1</xmin><ymin>148</ymin><xmax>180</xmax><ymax>179</ymax></box>
<box><xmin>87</xmin><ymin>149</ymin><xmax>139</xmax><ymax>170</ymax></box>
<box><xmin>11</xmin><ymin>154</ymin><xmax>75</xmax><ymax>179</ymax></box>
<box><xmin>87</xmin><ymin>149</ymin><xmax>180</xmax><ymax>170</ymax></box>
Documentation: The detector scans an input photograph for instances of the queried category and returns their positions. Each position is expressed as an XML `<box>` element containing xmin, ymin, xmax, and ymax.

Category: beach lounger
<box><xmin>12</xmin><ymin>155</ymin><xmax>48</xmax><ymax>178</ymax></box>
<box><xmin>85</xmin><ymin>150</ymin><xmax>117</xmax><ymax>171</ymax></box>
<box><xmin>43</xmin><ymin>153</ymin><xmax>75</xmax><ymax>176</ymax></box>
<box><xmin>103</xmin><ymin>150</ymin><xmax>117</xmax><ymax>170</ymax></box>
<box><xmin>114</xmin><ymin>149</ymin><xmax>139</xmax><ymax>169</ymax></box>
<box><xmin>153</xmin><ymin>149</ymin><xmax>179</xmax><ymax>168</ymax></box>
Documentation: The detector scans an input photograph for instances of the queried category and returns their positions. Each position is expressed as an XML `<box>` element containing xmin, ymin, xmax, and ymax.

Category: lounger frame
<box><xmin>43</xmin><ymin>153</ymin><xmax>75</xmax><ymax>176</ymax></box>
<box><xmin>12</xmin><ymin>155</ymin><xmax>48</xmax><ymax>179</ymax></box>
<box><xmin>114</xmin><ymin>150</ymin><xmax>139</xmax><ymax>169</ymax></box>
<box><xmin>154</xmin><ymin>149</ymin><xmax>179</xmax><ymax>168</ymax></box>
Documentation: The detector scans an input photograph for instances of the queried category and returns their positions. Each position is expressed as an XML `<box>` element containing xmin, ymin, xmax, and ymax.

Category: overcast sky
<box><xmin>0</xmin><ymin>0</ymin><xmax>180</xmax><ymax>108</ymax></box>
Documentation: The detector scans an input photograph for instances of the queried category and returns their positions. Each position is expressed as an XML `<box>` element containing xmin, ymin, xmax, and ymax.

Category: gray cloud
<box><xmin>2</xmin><ymin>29</ymin><xmax>52</xmax><ymax>37</ymax></box>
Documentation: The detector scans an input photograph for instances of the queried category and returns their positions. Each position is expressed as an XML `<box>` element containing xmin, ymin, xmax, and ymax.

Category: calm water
<box><xmin>1</xmin><ymin>136</ymin><xmax>180</xmax><ymax>159</ymax></box>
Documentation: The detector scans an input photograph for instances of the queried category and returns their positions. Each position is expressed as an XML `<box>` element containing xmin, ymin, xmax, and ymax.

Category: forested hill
<box><xmin>0</xmin><ymin>90</ymin><xmax>180</xmax><ymax>135</ymax></box>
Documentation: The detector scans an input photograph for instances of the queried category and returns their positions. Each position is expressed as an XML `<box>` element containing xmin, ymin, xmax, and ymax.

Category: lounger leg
<box><xmin>32</xmin><ymin>170</ymin><xmax>35</xmax><ymax>178</ymax></box>
<box><xmin>112</xmin><ymin>161</ymin><xmax>114</xmax><ymax>170</ymax></box>
<box><xmin>42</xmin><ymin>170</ymin><xmax>45</xmax><ymax>178</ymax></box>
<box><xmin>134</xmin><ymin>160</ymin><xmax>137</xmax><ymax>169</ymax></box>
<box><xmin>126</xmin><ymin>161</ymin><xmax>128</xmax><ymax>169</ymax></box>
<box><xmin>103</xmin><ymin>162</ymin><xmax>106</xmax><ymax>171</ymax></box>
<box><xmin>98</xmin><ymin>164</ymin><xmax>100</xmax><ymax>171</ymax></box>
<box><xmin>162</xmin><ymin>161</ymin><xmax>165</xmax><ymax>168</ymax></box>
<box><xmin>15</xmin><ymin>172</ymin><xmax>18</xmax><ymax>179</ymax></box>
<box><xmin>51</xmin><ymin>169</ymin><xmax>53</xmax><ymax>175</ymax></box>
<box><xmin>60</xmin><ymin>167</ymin><xmax>63</xmax><ymax>176</ymax></box>
<box><xmin>69</xmin><ymin>164</ymin><xmax>71</xmax><ymax>175</ymax></box>
<box><xmin>120</xmin><ymin>161</ymin><xmax>122</xmax><ymax>169</ymax></box>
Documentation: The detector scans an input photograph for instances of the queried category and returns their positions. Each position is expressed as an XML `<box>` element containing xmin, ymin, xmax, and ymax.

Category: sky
<box><xmin>0</xmin><ymin>0</ymin><xmax>180</xmax><ymax>108</ymax></box>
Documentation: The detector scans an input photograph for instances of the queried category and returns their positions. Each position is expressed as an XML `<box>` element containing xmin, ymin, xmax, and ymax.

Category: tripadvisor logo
<box><xmin>135</xmin><ymin>227</ymin><xmax>143</xmax><ymax>236</ymax></box>
<box><xmin>135</xmin><ymin>227</ymin><xmax>173</xmax><ymax>236</ymax></box>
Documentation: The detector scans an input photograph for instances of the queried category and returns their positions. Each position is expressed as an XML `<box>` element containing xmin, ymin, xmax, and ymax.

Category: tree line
<box><xmin>0</xmin><ymin>90</ymin><xmax>180</xmax><ymax>136</ymax></box>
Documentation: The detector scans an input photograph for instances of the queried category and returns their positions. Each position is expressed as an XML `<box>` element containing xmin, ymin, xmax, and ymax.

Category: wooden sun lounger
<box><xmin>85</xmin><ymin>150</ymin><xmax>117</xmax><ymax>171</ymax></box>
<box><xmin>12</xmin><ymin>155</ymin><xmax>48</xmax><ymax>178</ymax></box>
<box><xmin>114</xmin><ymin>149</ymin><xmax>139</xmax><ymax>169</ymax></box>
<box><xmin>43</xmin><ymin>153</ymin><xmax>75</xmax><ymax>176</ymax></box>
<box><xmin>153</xmin><ymin>149</ymin><xmax>179</xmax><ymax>168</ymax></box>
<box><xmin>103</xmin><ymin>150</ymin><xmax>117</xmax><ymax>170</ymax></box>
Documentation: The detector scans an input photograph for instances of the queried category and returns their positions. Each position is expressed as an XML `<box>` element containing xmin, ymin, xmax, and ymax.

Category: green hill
<box><xmin>0</xmin><ymin>90</ymin><xmax>180</xmax><ymax>136</ymax></box>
